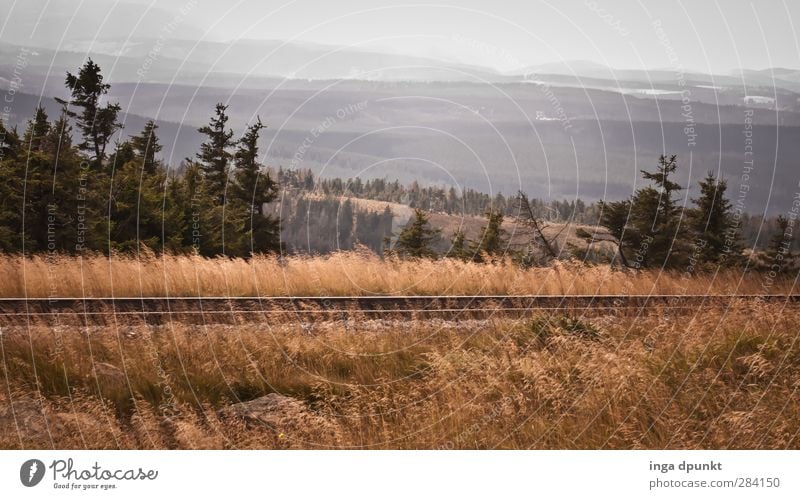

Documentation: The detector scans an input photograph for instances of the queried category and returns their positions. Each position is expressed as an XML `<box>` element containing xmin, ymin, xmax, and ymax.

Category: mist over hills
<box><xmin>3</xmin><ymin>15</ymin><xmax>800</xmax><ymax>215</ymax></box>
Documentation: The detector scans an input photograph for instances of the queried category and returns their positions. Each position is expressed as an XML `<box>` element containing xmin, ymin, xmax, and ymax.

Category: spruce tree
<box><xmin>586</xmin><ymin>155</ymin><xmax>686</xmax><ymax>268</ymax></box>
<box><xmin>108</xmin><ymin>157</ymin><xmax>167</xmax><ymax>251</ymax></box>
<box><xmin>233</xmin><ymin>118</ymin><xmax>277</xmax><ymax>215</ymax></box>
<box><xmin>0</xmin><ymin>120</ymin><xmax>24</xmax><ymax>250</ymax></box>
<box><xmin>107</xmin><ymin>124</ymin><xmax>169</xmax><ymax>252</ymax></box>
<box><xmin>579</xmin><ymin>199</ymin><xmax>634</xmax><ymax>267</ymax></box>
<box><xmin>762</xmin><ymin>215</ymin><xmax>796</xmax><ymax>274</ymax></box>
<box><xmin>180</xmin><ymin>159</ymin><xmax>224</xmax><ymax>256</ymax></box>
<box><xmin>231</xmin><ymin>117</ymin><xmax>281</xmax><ymax>254</ymax></box>
<box><xmin>337</xmin><ymin>199</ymin><xmax>355</xmax><ymax>250</ymax></box>
<box><xmin>634</xmin><ymin>154</ymin><xmax>686</xmax><ymax>268</ymax></box>
<box><xmin>131</xmin><ymin>120</ymin><xmax>162</xmax><ymax>174</ymax></box>
<box><xmin>108</xmin><ymin>141</ymin><xmax>135</xmax><ymax>169</ymax></box>
<box><xmin>471</xmin><ymin>209</ymin><xmax>506</xmax><ymax>261</ymax></box>
<box><xmin>56</xmin><ymin>59</ymin><xmax>121</xmax><ymax>164</ymax></box>
<box><xmin>46</xmin><ymin>110</ymin><xmax>73</xmax><ymax>162</ymax></box>
<box><xmin>446</xmin><ymin>229</ymin><xmax>470</xmax><ymax>261</ymax></box>
<box><xmin>689</xmin><ymin>172</ymin><xmax>743</xmax><ymax>266</ymax></box>
<box><xmin>0</xmin><ymin>120</ymin><xmax>20</xmax><ymax>160</ymax></box>
<box><xmin>20</xmin><ymin>111</ymin><xmax>55</xmax><ymax>250</ymax></box>
<box><xmin>598</xmin><ymin>200</ymin><xmax>631</xmax><ymax>248</ymax></box>
<box><xmin>22</xmin><ymin>106</ymin><xmax>50</xmax><ymax>153</ymax></box>
<box><xmin>394</xmin><ymin>208</ymin><xmax>441</xmax><ymax>258</ymax></box>
<box><xmin>197</xmin><ymin>103</ymin><xmax>236</xmax><ymax>204</ymax></box>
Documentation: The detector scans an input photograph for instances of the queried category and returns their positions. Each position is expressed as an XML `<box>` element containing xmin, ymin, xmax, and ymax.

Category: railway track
<box><xmin>0</xmin><ymin>294</ymin><xmax>797</xmax><ymax>325</ymax></box>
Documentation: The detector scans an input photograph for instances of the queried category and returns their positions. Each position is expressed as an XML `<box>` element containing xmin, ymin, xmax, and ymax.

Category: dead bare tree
<box><xmin>513</xmin><ymin>191</ymin><xmax>564</xmax><ymax>263</ymax></box>
<box><xmin>575</xmin><ymin>226</ymin><xmax>632</xmax><ymax>268</ymax></box>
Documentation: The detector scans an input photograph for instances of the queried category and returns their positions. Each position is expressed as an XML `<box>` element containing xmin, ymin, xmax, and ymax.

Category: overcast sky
<box><xmin>4</xmin><ymin>0</ymin><xmax>800</xmax><ymax>73</ymax></box>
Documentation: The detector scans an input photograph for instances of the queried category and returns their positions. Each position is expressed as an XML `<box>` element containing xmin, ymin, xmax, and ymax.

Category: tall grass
<box><xmin>0</xmin><ymin>251</ymin><xmax>791</xmax><ymax>298</ymax></box>
<box><xmin>1</xmin><ymin>303</ymin><xmax>798</xmax><ymax>449</ymax></box>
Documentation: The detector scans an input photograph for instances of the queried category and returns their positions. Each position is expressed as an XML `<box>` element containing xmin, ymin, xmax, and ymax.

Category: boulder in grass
<box><xmin>219</xmin><ymin>393</ymin><xmax>340</xmax><ymax>444</ymax></box>
<box><xmin>0</xmin><ymin>396</ymin><xmax>48</xmax><ymax>436</ymax></box>
<box><xmin>91</xmin><ymin>362</ymin><xmax>126</xmax><ymax>384</ymax></box>
<box><xmin>0</xmin><ymin>396</ymin><xmax>97</xmax><ymax>446</ymax></box>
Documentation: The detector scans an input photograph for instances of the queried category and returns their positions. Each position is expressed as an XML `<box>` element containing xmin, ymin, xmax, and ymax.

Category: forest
<box><xmin>0</xmin><ymin>59</ymin><xmax>795</xmax><ymax>271</ymax></box>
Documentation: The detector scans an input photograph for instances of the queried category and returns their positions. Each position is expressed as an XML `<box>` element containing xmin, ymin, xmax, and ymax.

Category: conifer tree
<box><xmin>0</xmin><ymin>120</ymin><xmax>20</xmax><ymax>160</ymax></box>
<box><xmin>230</xmin><ymin>117</ymin><xmax>281</xmax><ymax>254</ymax></box>
<box><xmin>393</xmin><ymin>208</ymin><xmax>441</xmax><ymax>258</ymax></box>
<box><xmin>233</xmin><ymin>118</ymin><xmax>277</xmax><ymax>215</ymax></box>
<box><xmin>634</xmin><ymin>154</ymin><xmax>687</xmax><ymax>268</ymax></box>
<box><xmin>337</xmin><ymin>199</ymin><xmax>355</xmax><ymax>249</ymax></box>
<box><xmin>577</xmin><ymin>199</ymin><xmax>634</xmax><ymax>267</ymax></box>
<box><xmin>582</xmin><ymin>155</ymin><xmax>687</xmax><ymax>268</ymax></box>
<box><xmin>108</xmin><ymin>141</ymin><xmax>135</xmax><ymax>169</ymax></box>
<box><xmin>22</xmin><ymin>106</ymin><xmax>50</xmax><ymax>153</ymax></box>
<box><xmin>471</xmin><ymin>209</ymin><xmax>506</xmax><ymax>261</ymax></box>
<box><xmin>46</xmin><ymin>110</ymin><xmax>73</xmax><ymax>162</ymax></box>
<box><xmin>761</xmin><ymin>215</ymin><xmax>796</xmax><ymax>274</ymax></box>
<box><xmin>107</xmin><ymin>127</ymin><xmax>169</xmax><ymax>252</ymax></box>
<box><xmin>131</xmin><ymin>120</ymin><xmax>162</xmax><ymax>174</ymax></box>
<box><xmin>56</xmin><ymin>59</ymin><xmax>121</xmax><ymax>164</ymax></box>
<box><xmin>446</xmin><ymin>229</ymin><xmax>470</xmax><ymax>261</ymax></box>
<box><xmin>689</xmin><ymin>172</ymin><xmax>743</xmax><ymax>266</ymax></box>
<box><xmin>197</xmin><ymin>103</ymin><xmax>236</xmax><ymax>204</ymax></box>
<box><xmin>0</xmin><ymin>120</ymin><xmax>24</xmax><ymax>250</ymax></box>
<box><xmin>19</xmin><ymin>110</ymin><xmax>55</xmax><ymax>250</ymax></box>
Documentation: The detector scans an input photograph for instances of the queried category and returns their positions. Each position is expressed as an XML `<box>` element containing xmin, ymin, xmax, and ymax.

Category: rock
<box><xmin>0</xmin><ymin>396</ymin><xmax>99</xmax><ymax>440</ymax></box>
<box><xmin>91</xmin><ymin>362</ymin><xmax>128</xmax><ymax>392</ymax></box>
<box><xmin>0</xmin><ymin>396</ymin><xmax>48</xmax><ymax>436</ymax></box>
<box><xmin>221</xmin><ymin>393</ymin><xmax>311</xmax><ymax>428</ymax></box>
<box><xmin>51</xmin><ymin>411</ymin><xmax>97</xmax><ymax>429</ymax></box>
<box><xmin>219</xmin><ymin>393</ymin><xmax>341</xmax><ymax>444</ymax></box>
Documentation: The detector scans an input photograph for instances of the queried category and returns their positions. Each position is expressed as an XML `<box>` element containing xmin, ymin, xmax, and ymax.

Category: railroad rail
<box><xmin>0</xmin><ymin>294</ymin><xmax>797</xmax><ymax>325</ymax></box>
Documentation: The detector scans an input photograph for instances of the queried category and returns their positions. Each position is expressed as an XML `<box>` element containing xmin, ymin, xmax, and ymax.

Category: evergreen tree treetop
<box><xmin>131</xmin><ymin>120</ymin><xmax>163</xmax><ymax>174</ymax></box>
<box><xmin>56</xmin><ymin>58</ymin><xmax>122</xmax><ymax>164</ymax></box>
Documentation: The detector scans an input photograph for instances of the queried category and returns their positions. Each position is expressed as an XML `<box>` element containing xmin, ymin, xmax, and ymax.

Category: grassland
<box><xmin>1</xmin><ymin>302</ymin><xmax>799</xmax><ymax>449</ymax></box>
<box><xmin>0</xmin><ymin>252</ymin><xmax>792</xmax><ymax>298</ymax></box>
<box><xmin>0</xmin><ymin>252</ymin><xmax>797</xmax><ymax>449</ymax></box>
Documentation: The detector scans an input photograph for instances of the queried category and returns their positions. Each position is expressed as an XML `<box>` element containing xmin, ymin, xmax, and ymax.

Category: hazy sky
<box><xmin>5</xmin><ymin>0</ymin><xmax>800</xmax><ymax>73</ymax></box>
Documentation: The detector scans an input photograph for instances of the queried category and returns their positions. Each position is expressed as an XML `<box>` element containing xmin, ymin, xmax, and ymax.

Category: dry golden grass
<box><xmin>0</xmin><ymin>252</ymin><xmax>792</xmax><ymax>298</ymax></box>
<box><xmin>1</xmin><ymin>303</ymin><xmax>799</xmax><ymax>449</ymax></box>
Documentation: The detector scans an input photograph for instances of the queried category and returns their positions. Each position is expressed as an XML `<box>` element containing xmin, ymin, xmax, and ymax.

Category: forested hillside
<box><xmin>0</xmin><ymin>59</ymin><xmax>795</xmax><ymax>271</ymax></box>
